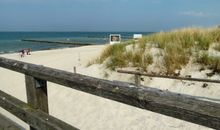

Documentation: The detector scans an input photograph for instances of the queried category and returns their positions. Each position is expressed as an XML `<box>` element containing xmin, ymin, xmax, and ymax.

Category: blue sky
<box><xmin>0</xmin><ymin>0</ymin><xmax>220</xmax><ymax>32</ymax></box>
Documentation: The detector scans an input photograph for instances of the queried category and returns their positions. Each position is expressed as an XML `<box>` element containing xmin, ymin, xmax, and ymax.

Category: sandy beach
<box><xmin>0</xmin><ymin>45</ymin><xmax>219</xmax><ymax>130</ymax></box>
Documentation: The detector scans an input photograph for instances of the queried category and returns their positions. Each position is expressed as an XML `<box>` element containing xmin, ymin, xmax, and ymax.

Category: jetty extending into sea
<box><xmin>22</xmin><ymin>39</ymin><xmax>93</xmax><ymax>46</ymax></box>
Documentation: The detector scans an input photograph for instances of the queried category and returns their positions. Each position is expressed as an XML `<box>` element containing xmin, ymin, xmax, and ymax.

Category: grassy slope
<box><xmin>89</xmin><ymin>27</ymin><xmax>220</xmax><ymax>75</ymax></box>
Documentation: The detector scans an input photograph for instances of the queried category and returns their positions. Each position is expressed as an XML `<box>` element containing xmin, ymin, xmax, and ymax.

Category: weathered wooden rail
<box><xmin>117</xmin><ymin>70</ymin><xmax>220</xmax><ymax>86</ymax></box>
<box><xmin>0</xmin><ymin>57</ymin><xmax>220</xmax><ymax>129</ymax></box>
<box><xmin>0</xmin><ymin>90</ymin><xmax>78</xmax><ymax>130</ymax></box>
<box><xmin>0</xmin><ymin>113</ymin><xmax>23</xmax><ymax>130</ymax></box>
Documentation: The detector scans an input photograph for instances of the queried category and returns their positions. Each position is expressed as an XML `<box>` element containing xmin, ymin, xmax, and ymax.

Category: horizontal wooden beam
<box><xmin>0</xmin><ymin>113</ymin><xmax>23</xmax><ymax>130</ymax></box>
<box><xmin>0</xmin><ymin>90</ymin><xmax>78</xmax><ymax>130</ymax></box>
<box><xmin>0</xmin><ymin>57</ymin><xmax>220</xmax><ymax>129</ymax></box>
<box><xmin>117</xmin><ymin>70</ymin><xmax>220</xmax><ymax>84</ymax></box>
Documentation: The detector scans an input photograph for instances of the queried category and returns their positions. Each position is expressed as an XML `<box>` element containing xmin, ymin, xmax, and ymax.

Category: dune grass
<box><xmin>214</xmin><ymin>43</ymin><xmax>220</xmax><ymax>51</ymax></box>
<box><xmin>88</xmin><ymin>42</ymin><xmax>153</xmax><ymax>70</ymax></box>
<box><xmin>89</xmin><ymin>27</ymin><xmax>220</xmax><ymax>74</ymax></box>
<box><xmin>163</xmin><ymin>42</ymin><xmax>191</xmax><ymax>74</ymax></box>
<box><xmin>140</xmin><ymin>28</ymin><xmax>220</xmax><ymax>50</ymax></box>
<box><xmin>197</xmin><ymin>52</ymin><xmax>220</xmax><ymax>73</ymax></box>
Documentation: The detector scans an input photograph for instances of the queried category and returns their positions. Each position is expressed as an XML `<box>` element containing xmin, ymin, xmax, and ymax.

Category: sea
<box><xmin>0</xmin><ymin>32</ymin><xmax>152</xmax><ymax>54</ymax></box>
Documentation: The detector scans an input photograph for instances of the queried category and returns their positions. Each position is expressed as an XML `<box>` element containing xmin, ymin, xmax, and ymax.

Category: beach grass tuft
<box><xmin>197</xmin><ymin>52</ymin><xmax>220</xmax><ymax>73</ymax></box>
<box><xmin>214</xmin><ymin>43</ymin><xmax>220</xmax><ymax>51</ymax></box>
<box><xmin>141</xmin><ymin>28</ymin><xmax>220</xmax><ymax>50</ymax></box>
<box><xmin>163</xmin><ymin>42</ymin><xmax>191</xmax><ymax>74</ymax></box>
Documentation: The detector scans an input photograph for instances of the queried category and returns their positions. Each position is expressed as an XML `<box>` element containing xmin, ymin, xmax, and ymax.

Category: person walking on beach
<box><xmin>19</xmin><ymin>49</ymin><xmax>25</xmax><ymax>58</ymax></box>
<box><xmin>26</xmin><ymin>48</ymin><xmax>31</xmax><ymax>55</ymax></box>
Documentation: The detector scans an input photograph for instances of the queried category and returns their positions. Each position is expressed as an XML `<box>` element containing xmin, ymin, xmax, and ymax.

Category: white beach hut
<box><xmin>109</xmin><ymin>34</ymin><xmax>121</xmax><ymax>45</ymax></box>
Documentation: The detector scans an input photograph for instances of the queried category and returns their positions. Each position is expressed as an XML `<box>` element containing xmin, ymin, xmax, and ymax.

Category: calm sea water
<box><xmin>0</xmin><ymin>32</ymin><xmax>152</xmax><ymax>54</ymax></box>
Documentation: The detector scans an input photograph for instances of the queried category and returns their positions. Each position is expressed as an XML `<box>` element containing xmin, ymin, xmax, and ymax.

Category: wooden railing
<box><xmin>117</xmin><ymin>70</ymin><xmax>220</xmax><ymax>86</ymax></box>
<box><xmin>0</xmin><ymin>90</ymin><xmax>78</xmax><ymax>130</ymax></box>
<box><xmin>0</xmin><ymin>57</ymin><xmax>220</xmax><ymax>130</ymax></box>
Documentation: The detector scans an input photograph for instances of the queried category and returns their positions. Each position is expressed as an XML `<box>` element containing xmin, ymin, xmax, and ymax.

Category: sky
<box><xmin>0</xmin><ymin>0</ymin><xmax>220</xmax><ymax>32</ymax></box>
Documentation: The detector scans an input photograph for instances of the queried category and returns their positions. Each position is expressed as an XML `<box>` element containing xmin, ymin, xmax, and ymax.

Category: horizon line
<box><xmin>0</xmin><ymin>31</ymin><xmax>156</xmax><ymax>33</ymax></box>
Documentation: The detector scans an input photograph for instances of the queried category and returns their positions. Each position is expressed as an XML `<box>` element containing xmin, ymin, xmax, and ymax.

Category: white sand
<box><xmin>0</xmin><ymin>45</ymin><xmax>219</xmax><ymax>130</ymax></box>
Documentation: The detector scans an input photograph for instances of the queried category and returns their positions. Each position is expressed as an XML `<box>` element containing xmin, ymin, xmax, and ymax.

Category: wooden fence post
<box><xmin>135</xmin><ymin>74</ymin><xmax>141</xmax><ymax>86</ymax></box>
<box><xmin>73</xmin><ymin>66</ymin><xmax>76</xmax><ymax>73</ymax></box>
<box><xmin>25</xmin><ymin>75</ymin><xmax>49</xmax><ymax>130</ymax></box>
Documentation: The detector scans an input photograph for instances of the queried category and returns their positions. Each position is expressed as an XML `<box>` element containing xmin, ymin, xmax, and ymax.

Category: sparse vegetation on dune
<box><xmin>141</xmin><ymin>27</ymin><xmax>220</xmax><ymax>50</ymax></box>
<box><xmin>197</xmin><ymin>52</ymin><xmax>220</xmax><ymax>73</ymax></box>
<box><xmin>88</xmin><ymin>42</ymin><xmax>153</xmax><ymax>70</ymax></box>
<box><xmin>89</xmin><ymin>27</ymin><xmax>220</xmax><ymax>75</ymax></box>
<box><xmin>163</xmin><ymin>42</ymin><xmax>191</xmax><ymax>74</ymax></box>
<box><xmin>214</xmin><ymin>43</ymin><xmax>220</xmax><ymax>51</ymax></box>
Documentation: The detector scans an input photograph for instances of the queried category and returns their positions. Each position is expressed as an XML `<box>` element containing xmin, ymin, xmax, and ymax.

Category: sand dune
<box><xmin>0</xmin><ymin>45</ymin><xmax>219</xmax><ymax>130</ymax></box>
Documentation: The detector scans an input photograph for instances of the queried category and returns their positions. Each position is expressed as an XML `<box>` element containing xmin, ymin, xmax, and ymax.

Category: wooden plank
<box><xmin>0</xmin><ymin>90</ymin><xmax>79</xmax><ymax>130</ymax></box>
<box><xmin>0</xmin><ymin>57</ymin><xmax>220</xmax><ymax>129</ymax></box>
<box><xmin>117</xmin><ymin>70</ymin><xmax>220</xmax><ymax>84</ymax></box>
<box><xmin>25</xmin><ymin>75</ymin><xmax>49</xmax><ymax>130</ymax></box>
<box><xmin>0</xmin><ymin>113</ymin><xmax>23</xmax><ymax>130</ymax></box>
